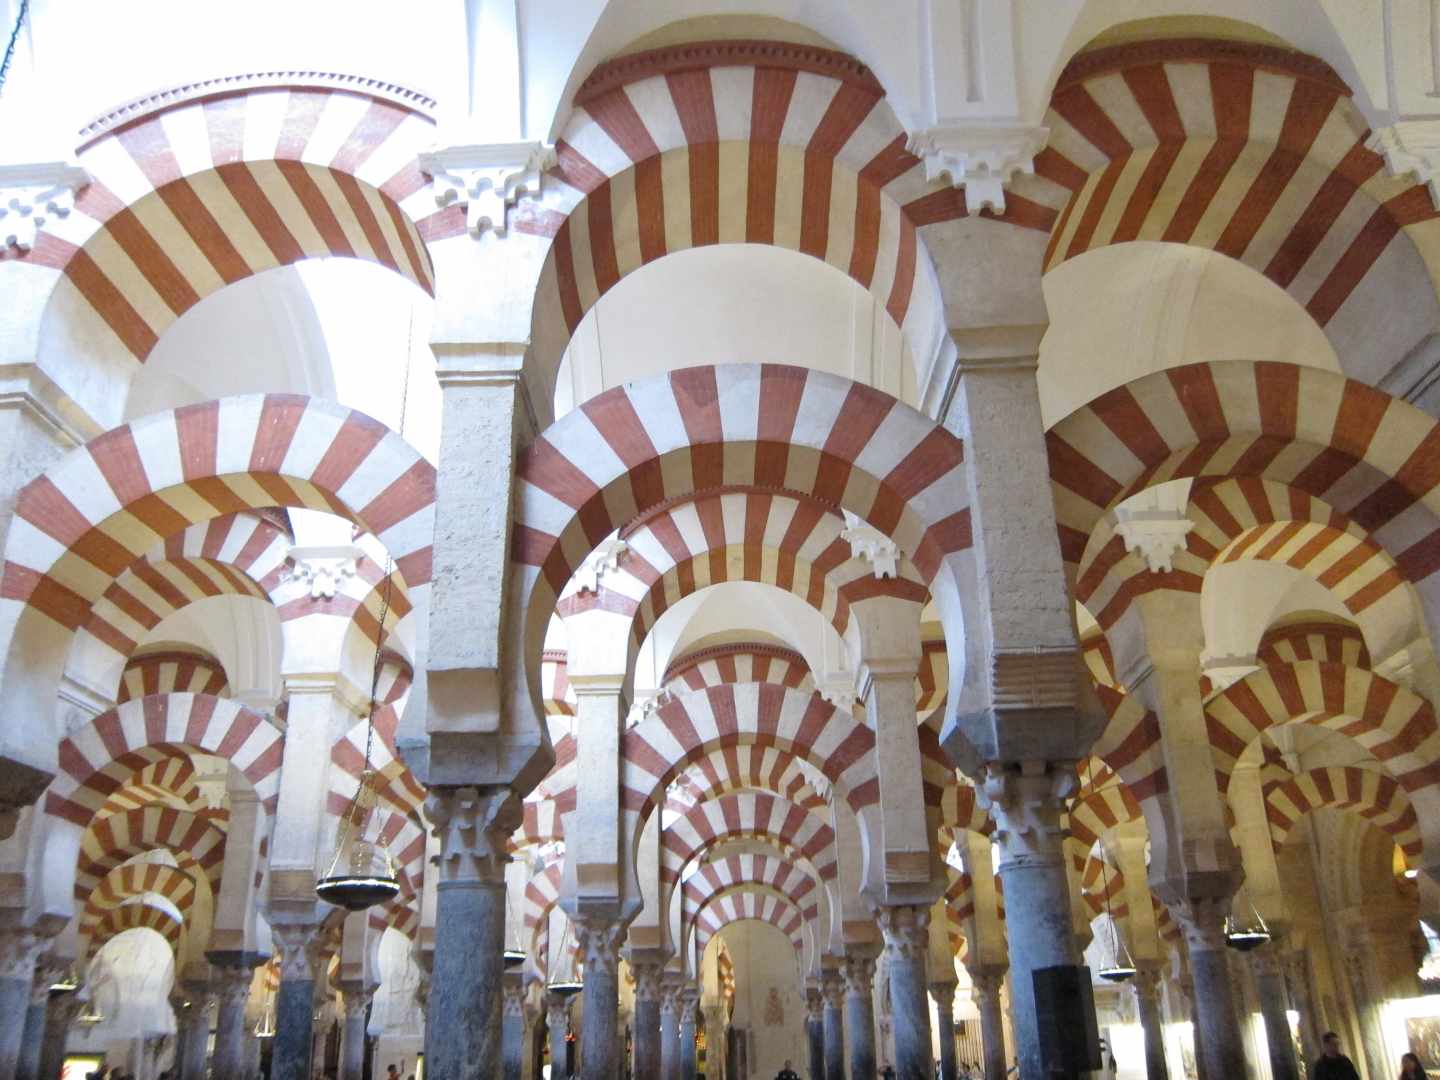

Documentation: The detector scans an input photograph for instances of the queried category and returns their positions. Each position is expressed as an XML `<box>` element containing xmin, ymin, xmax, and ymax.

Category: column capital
<box><xmin>271</xmin><ymin>923</ymin><xmax>323</xmax><ymax>982</ymax></box>
<box><xmin>876</xmin><ymin>904</ymin><xmax>931</xmax><ymax>962</ymax></box>
<box><xmin>630</xmin><ymin>959</ymin><xmax>665</xmax><ymax>1004</ymax></box>
<box><xmin>969</xmin><ymin>966</ymin><xmax>1006</xmax><ymax>1000</ymax></box>
<box><xmin>841</xmin><ymin>953</ymin><xmax>877</xmax><ymax>999</ymax></box>
<box><xmin>905</xmin><ymin>125</ymin><xmax>1049</xmax><ymax>214</ymax></box>
<box><xmin>0</xmin><ymin>928</ymin><xmax>49</xmax><ymax>981</ymax></box>
<box><xmin>424</xmin><ymin>785</ymin><xmax>520</xmax><ymax>884</ymax></box>
<box><xmin>572</xmin><ymin>915</ymin><xmax>625</xmax><ymax>977</ymax></box>
<box><xmin>979</xmin><ymin>761</ymin><xmax>1076</xmax><ymax>867</ymax></box>
<box><xmin>210</xmin><ymin>963</ymin><xmax>257</xmax><ymax>1009</ymax></box>
<box><xmin>1170</xmin><ymin>894</ymin><xmax>1233</xmax><ymax>953</ymax></box>
<box><xmin>928</xmin><ymin>980</ymin><xmax>957</xmax><ymax>1010</ymax></box>
<box><xmin>545</xmin><ymin>992</ymin><xmax>571</xmax><ymax>1028</ymax></box>
<box><xmin>341</xmin><ymin>983</ymin><xmax>376</xmax><ymax>1019</ymax></box>
<box><xmin>805</xmin><ymin>988</ymin><xmax>825</xmax><ymax>1022</ymax></box>
<box><xmin>820</xmin><ymin>969</ymin><xmax>846</xmax><ymax>1009</ymax></box>
<box><xmin>418</xmin><ymin>141</ymin><xmax>556</xmax><ymax>237</ymax></box>
<box><xmin>502</xmin><ymin>975</ymin><xmax>527</xmax><ymax>1018</ymax></box>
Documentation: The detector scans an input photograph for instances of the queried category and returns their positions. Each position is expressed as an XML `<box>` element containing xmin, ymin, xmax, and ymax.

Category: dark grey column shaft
<box><xmin>630</xmin><ymin>963</ymin><xmax>663</xmax><ymax>1080</ymax></box>
<box><xmin>38</xmin><ymin>995</ymin><xmax>81</xmax><ymax>1080</ymax></box>
<box><xmin>340</xmin><ymin>990</ymin><xmax>372</xmax><ymax>1080</ymax></box>
<box><xmin>1252</xmin><ymin>950</ymin><xmax>1298</xmax><ymax>1080</ymax></box>
<box><xmin>822</xmin><ymin>975</ymin><xmax>846</xmax><ymax>1080</ymax></box>
<box><xmin>971</xmin><ymin>972</ymin><xmax>1006</xmax><ymax>1080</ymax></box>
<box><xmin>270</xmin><ymin>925</ymin><xmax>319</xmax><ymax>1080</ymax></box>
<box><xmin>1177</xmin><ymin>901</ymin><xmax>1247</xmax><ymax>1080</ymax></box>
<box><xmin>15</xmin><ymin>993</ymin><xmax>45</xmax><ymax>1080</ymax></box>
<box><xmin>0</xmin><ymin>932</ymin><xmax>45</xmax><ymax>1080</ymax></box>
<box><xmin>679</xmin><ymin>997</ymin><xmax>698</xmax><ymax>1080</ymax></box>
<box><xmin>573</xmin><ymin>919</ymin><xmax>623</xmax><ymax>1080</ymax></box>
<box><xmin>930</xmin><ymin>984</ymin><xmax>957</xmax><ymax>1080</ymax></box>
<box><xmin>210</xmin><ymin>963</ymin><xmax>256</xmax><ymax>1080</ymax></box>
<box><xmin>878</xmin><ymin>908</ymin><xmax>932</xmax><ymax>1080</ymax></box>
<box><xmin>1132</xmin><ymin>967</ymin><xmax>1170</xmax><ymax>1080</ymax></box>
<box><xmin>547</xmin><ymin>999</ymin><xmax>571</xmax><ymax>1078</ymax></box>
<box><xmin>806</xmin><ymin>994</ymin><xmax>826</xmax><ymax>1080</ymax></box>
<box><xmin>659</xmin><ymin>991</ymin><xmax>680</xmax><ymax>1080</ymax></box>
<box><xmin>843</xmin><ymin>955</ymin><xmax>876</xmax><ymax>1080</ymax></box>
<box><xmin>425</xmin><ymin>787</ymin><xmax>522</xmax><ymax>1080</ymax></box>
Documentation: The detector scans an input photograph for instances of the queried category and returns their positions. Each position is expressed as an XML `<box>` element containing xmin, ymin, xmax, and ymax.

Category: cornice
<box><xmin>577</xmin><ymin>39</ymin><xmax>883</xmax><ymax>107</ymax></box>
<box><xmin>78</xmin><ymin>71</ymin><xmax>437</xmax><ymax>148</ymax></box>
<box><xmin>1055</xmin><ymin>37</ymin><xmax>1351</xmax><ymax>97</ymax></box>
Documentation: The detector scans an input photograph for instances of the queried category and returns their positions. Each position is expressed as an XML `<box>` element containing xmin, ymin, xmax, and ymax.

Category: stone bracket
<box><xmin>1367</xmin><ymin>122</ymin><xmax>1440</xmax><ymax>212</ymax></box>
<box><xmin>0</xmin><ymin>161</ymin><xmax>89</xmax><ymax>254</ymax></box>
<box><xmin>419</xmin><ymin>141</ymin><xmax>556</xmax><ymax>237</ymax></box>
<box><xmin>905</xmin><ymin>125</ymin><xmax>1048</xmax><ymax>213</ymax></box>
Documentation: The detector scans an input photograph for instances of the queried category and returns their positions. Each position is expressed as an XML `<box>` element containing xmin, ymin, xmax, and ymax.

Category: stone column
<box><xmin>1131</xmin><ymin>965</ymin><xmax>1169</xmax><ymax>1080</ymax></box>
<box><xmin>425</xmin><ymin>786</ymin><xmax>519</xmax><ymax>1080</ymax></box>
<box><xmin>806</xmin><ymin>990</ymin><xmax>826</xmax><ymax>1080</ymax></box>
<box><xmin>571</xmin><ymin>917</ymin><xmax>624</xmax><ymax>1080</ymax></box>
<box><xmin>1341</xmin><ymin>943</ymin><xmax>1389</xmax><ymax>1080</ymax></box>
<box><xmin>929</xmin><ymin>982</ymin><xmax>958</xmax><ymax>1080</ymax></box>
<box><xmin>659</xmin><ymin>982</ymin><xmax>681</xmax><ymax>1080</ymax></box>
<box><xmin>876</xmin><ymin>908</ymin><xmax>932</xmax><ymax>1080</ymax></box>
<box><xmin>175</xmin><ymin>985</ymin><xmax>213</xmax><ymax>1080</ymax></box>
<box><xmin>1173</xmin><ymin>897</ymin><xmax>1247</xmax><ymax>1080</ymax></box>
<box><xmin>338</xmin><ymin>984</ymin><xmax>373</xmax><ymax>1080</ymax></box>
<box><xmin>37</xmin><ymin>993</ymin><xmax>83</xmax><ymax>1080</ymax></box>
<box><xmin>979</xmin><ymin>764</ymin><xmax>1081</xmax><ymax>1079</ymax></box>
<box><xmin>1250</xmin><ymin>948</ymin><xmax>1298</xmax><ymax>1080</ymax></box>
<box><xmin>678</xmin><ymin>987</ymin><xmax>699</xmax><ymax>1080</ymax></box>
<box><xmin>546</xmin><ymin>993</ymin><xmax>571</xmax><ymax>1079</ymax></box>
<box><xmin>970</xmin><ymin>969</ymin><xmax>1007</xmax><ymax>1080</ymax></box>
<box><xmin>630</xmin><ymin>961</ymin><xmax>663</xmax><ymax>1080</ymax></box>
<box><xmin>821</xmin><ymin>971</ymin><xmax>846</xmax><ymax>1080</ymax></box>
<box><xmin>501</xmin><ymin>975</ymin><xmax>527</xmax><ymax>1080</ymax></box>
<box><xmin>17</xmin><ymin>958</ymin><xmax>59</xmax><ymax>1080</ymax></box>
<box><xmin>0</xmin><ymin>930</ymin><xmax>48</xmax><ymax>1080</ymax></box>
<box><xmin>1280</xmin><ymin>949</ymin><xmax>1321</xmax><ymax>1065</ymax></box>
<box><xmin>209</xmin><ymin>959</ymin><xmax>258</xmax><ymax>1080</ymax></box>
<box><xmin>271</xmin><ymin>924</ymin><xmax>321</xmax><ymax>1080</ymax></box>
<box><xmin>842</xmin><ymin>953</ymin><xmax>877</xmax><ymax>1080</ymax></box>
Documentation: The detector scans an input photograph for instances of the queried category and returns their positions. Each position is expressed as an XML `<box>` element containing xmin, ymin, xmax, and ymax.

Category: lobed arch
<box><xmin>680</xmin><ymin>853</ymin><xmax>820</xmax><ymax>924</ymax></box>
<box><xmin>1022</xmin><ymin>38</ymin><xmax>1440</xmax><ymax>384</ymax></box>
<box><xmin>660</xmin><ymin>791</ymin><xmax>839</xmax><ymax>892</ymax></box>
<box><xmin>691</xmin><ymin>891</ymin><xmax>807</xmax><ymax>967</ymax></box>
<box><xmin>512</xmin><ymin>363</ymin><xmax>975</xmax><ymax>753</ymax></box>
<box><xmin>85</xmin><ymin>900</ymin><xmax>184</xmax><ymax>960</ymax></box>
<box><xmin>528</xmin><ymin>40</ymin><xmax>966</xmax><ymax>408</ymax></box>
<box><xmin>1262</xmin><ymin>764</ymin><xmax>1421</xmax><ymax>859</ymax></box>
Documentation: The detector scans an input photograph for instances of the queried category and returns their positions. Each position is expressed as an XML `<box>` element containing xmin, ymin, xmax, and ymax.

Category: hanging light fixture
<box><xmin>504</xmin><ymin>887</ymin><xmax>527</xmax><ymax>971</ymax></box>
<box><xmin>547</xmin><ymin>917</ymin><xmax>583</xmax><ymax>999</ymax></box>
<box><xmin>1083</xmin><ymin>759</ymin><xmax>1137</xmax><ymax>983</ymax></box>
<box><xmin>49</xmin><ymin>968</ymin><xmax>79</xmax><ymax>994</ymax></box>
<box><xmin>1224</xmin><ymin>897</ymin><xmax>1272</xmax><ymax>953</ymax></box>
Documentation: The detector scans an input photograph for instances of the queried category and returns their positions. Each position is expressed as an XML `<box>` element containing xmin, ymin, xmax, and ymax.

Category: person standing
<box><xmin>1311</xmin><ymin>1032</ymin><xmax>1361</xmax><ymax>1080</ymax></box>
<box><xmin>1400</xmin><ymin>1051</ymin><xmax>1430</xmax><ymax>1079</ymax></box>
<box><xmin>775</xmin><ymin>1059</ymin><xmax>800</xmax><ymax>1080</ymax></box>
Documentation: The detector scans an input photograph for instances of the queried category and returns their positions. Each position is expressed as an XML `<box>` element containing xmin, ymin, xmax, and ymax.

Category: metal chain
<box><xmin>0</xmin><ymin>0</ymin><xmax>29</xmax><ymax>99</ymax></box>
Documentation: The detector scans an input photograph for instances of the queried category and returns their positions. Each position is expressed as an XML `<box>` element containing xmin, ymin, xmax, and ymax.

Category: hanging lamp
<box><xmin>504</xmin><ymin>890</ymin><xmax>527</xmax><ymax>971</ymax></box>
<box><xmin>317</xmin><ymin>309</ymin><xmax>419</xmax><ymax>912</ymax></box>
<box><xmin>547</xmin><ymin>917</ymin><xmax>583</xmax><ymax>999</ymax></box>
<box><xmin>1083</xmin><ymin>759</ymin><xmax>1137</xmax><ymax>984</ymax></box>
<box><xmin>1224</xmin><ymin>896</ymin><xmax>1272</xmax><ymax>952</ymax></box>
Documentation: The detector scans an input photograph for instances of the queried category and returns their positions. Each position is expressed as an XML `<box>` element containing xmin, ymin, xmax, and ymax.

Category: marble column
<box><xmin>679</xmin><ymin>987</ymin><xmax>699</xmax><ymax>1080</ymax></box>
<box><xmin>546</xmin><ymin>993</ymin><xmax>571</xmax><ymax>1079</ymax></box>
<box><xmin>630</xmin><ymin>961</ymin><xmax>663</xmax><ymax>1080</ymax></box>
<box><xmin>970</xmin><ymin>970</ymin><xmax>1007</xmax><ymax>1080</ymax></box>
<box><xmin>1280</xmin><ymin>949</ymin><xmax>1321</xmax><ymax>1065</ymax></box>
<box><xmin>0</xmin><ymin>930</ymin><xmax>48</xmax><ymax>1080</ymax></box>
<box><xmin>821</xmin><ymin>971</ymin><xmax>846</xmax><ymax>1080</ymax></box>
<box><xmin>572</xmin><ymin>917</ymin><xmax>624</xmax><ymax>1080</ymax></box>
<box><xmin>1251</xmin><ymin>948</ymin><xmax>1298</xmax><ymax>1080</ymax></box>
<box><xmin>929</xmin><ymin>982</ymin><xmax>957</xmax><ymax>1080</ymax></box>
<box><xmin>271</xmin><ymin>923</ymin><xmax>321</xmax><ymax>1080</ymax></box>
<box><xmin>1342</xmin><ymin>944</ymin><xmax>1389</xmax><ymax>1080</ymax></box>
<box><xmin>17</xmin><ymin>958</ymin><xmax>60</xmax><ymax>1080</ymax></box>
<box><xmin>425</xmin><ymin>786</ymin><xmax>519</xmax><ymax>1080</ymax></box>
<box><xmin>1131</xmin><ymin>965</ymin><xmax>1169</xmax><ymax>1080</ymax></box>
<box><xmin>1174</xmin><ymin>898</ymin><xmax>1247</xmax><ymax>1080</ymax></box>
<box><xmin>338</xmin><ymin>984</ymin><xmax>373</xmax><ymax>1080</ymax></box>
<box><xmin>176</xmin><ymin>984</ymin><xmax>213</xmax><ymax>1080</ymax></box>
<box><xmin>842</xmin><ymin>953</ymin><xmax>877</xmax><ymax>1080</ymax></box>
<box><xmin>209</xmin><ymin>958</ymin><xmax>258</xmax><ymax>1080</ymax></box>
<box><xmin>806</xmin><ymin>990</ymin><xmax>826</xmax><ymax>1080</ymax></box>
<box><xmin>659</xmin><ymin>983</ymin><xmax>681</xmax><ymax>1080</ymax></box>
<box><xmin>980</xmin><ymin>765</ymin><xmax>1083</xmax><ymax>1080</ymax></box>
<box><xmin>877</xmin><ymin>908</ymin><xmax>932</xmax><ymax>1080</ymax></box>
<box><xmin>37</xmin><ymin>993</ymin><xmax>83</xmax><ymax>1080</ymax></box>
<box><xmin>501</xmin><ymin>975</ymin><xmax>528</xmax><ymax>1080</ymax></box>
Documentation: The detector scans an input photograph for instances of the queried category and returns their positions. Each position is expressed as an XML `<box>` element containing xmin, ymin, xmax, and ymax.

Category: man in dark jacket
<box><xmin>1311</xmin><ymin>1031</ymin><xmax>1361</xmax><ymax>1080</ymax></box>
<box><xmin>775</xmin><ymin>1060</ymin><xmax>800</xmax><ymax>1080</ymax></box>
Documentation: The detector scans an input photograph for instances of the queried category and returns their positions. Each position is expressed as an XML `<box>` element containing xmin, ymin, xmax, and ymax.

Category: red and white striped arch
<box><xmin>4</xmin><ymin>395</ymin><xmax>435</xmax><ymax>634</ymax></box>
<box><xmin>662</xmin><ymin>642</ymin><xmax>814</xmax><ymax>697</ymax></box>
<box><xmin>1205</xmin><ymin>661</ymin><xmax>1440</xmax><ymax>809</ymax></box>
<box><xmin>622</xmin><ymin>684</ymin><xmax>878</xmax><ymax>849</ymax></box>
<box><xmin>542</xmin><ymin>649</ymin><xmax>577</xmax><ymax>716</ymax></box>
<box><xmin>92</xmin><ymin>751</ymin><xmax>217</xmax><ymax>821</ymax></box>
<box><xmin>682</xmin><ymin>854</ymin><xmax>819</xmax><ymax>931</ymax></box>
<box><xmin>1258</xmin><ymin>619</ymin><xmax>1370</xmax><ymax>670</ymax></box>
<box><xmin>531</xmin><ymin>41</ymin><xmax>960</xmax><ymax>391</ymax></box>
<box><xmin>76</xmin><ymin>805</ymin><xmax>226</xmax><ymax>897</ymax></box>
<box><xmin>691</xmin><ymin>889</ymin><xmax>806</xmax><ymax>961</ymax></box>
<box><xmin>27</xmin><ymin>77</ymin><xmax>450</xmax><ymax>364</ymax></box>
<box><xmin>118</xmin><ymin>649</ymin><xmax>231</xmax><ymax>703</ymax></box>
<box><xmin>367</xmin><ymin>898</ymin><xmax>420</xmax><ymax>942</ymax></box>
<box><xmin>661</xmin><ymin>791</ymin><xmax>837</xmax><ymax>892</ymax></box>
<box><xmin>1027</xmin><ymin>39</ymin><xmax>1440</xmax><ymax>361</ymax></box>
<box><xmin>1088</xmin><ymin>690</ymin><xmax>1168</xmax><ymax>809</ymax></box>
<box><xmin>669</xmin><ymin>746</ymin><xmax>831</xmax><ymax>815</ymax></box>
<box><xmin>512</xmin><ymin>364</ymin><xmax>973</xmax><ymax>727</ymax></box>
<box><xmin>46</xmin><ymin>693</ymin><xmax>283</xmax><ymax>825</ymax></box>
<box><xmin>1263</xmin><ymin>764</ymin><xmax>1421</xmax><ymax>858</ymax></box>
<box><xmin>81</xmin><ymin>861</ymin><xmax>198</xmax><ymax>942</ymax></box>
<box><xmin>86</xmin><ymin>899</ymin><xmax>184</xmax><ymax>959</ymax></box>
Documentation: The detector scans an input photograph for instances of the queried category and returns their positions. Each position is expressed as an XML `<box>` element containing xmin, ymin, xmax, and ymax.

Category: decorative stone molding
<box><xmin>805</xmin><ymin>988</ymin><xmax>825</xmax><ymax>1022</ymax></box>
<box><xmin>572</xmin><ymin>915</ymin><xmax>625</xmax><ymax>977</ymax></box>
<box><xmin>424</xmin><ymin>786</ymin><xmax>520</xmax><ymax>884</ymax></box>
<box><xmin>0</xmin><ymin>161</ymin><xmax>88</xmax><ymax>254</ymax></box>
<box><xmin>990</xmin><ymin>648</ymin><xmax>1079</xmax><ymax>712</ymax></box>
<box><xmin>1367</xmin><ymin>122</ymin><xmax>1440</xmax><ymax>211</ymax></box>
<box><xmin>906</xmin><ymin>125</ymin><xmax>1049</xmax><ymax>214</ymax></box>
<box><xmin>271</xmin><ymin>924</ymin><xmax>322</xmax><ymax>982</ymax></box>
<box><xmin>283</xmin><ymin>545</ymin><xmax>361</xmax><ymax>599</ymax></box>
<box><xmin>979</xmin><ymin>761</ymin><xmax>1076</xmax><ymax>867</ymax></box>
<box><xmin>1054</xmin><ymin>38</ymin><xmax>1349</xmax><ymax>95</ymax></box>
<box><xmin>1171</xmin><ymin>895</ymin><xmax>1232</xmax><ymax>953</ymax></box>
<box><xmin>841</xmin><ymin>514</ymin><xmax>901</xmax><ymax>579</ymax></box>
<box><xmin>419</xmin><ymin>141</ymin><xmax>556</xmax><ymax>238</ymax></box>
<box><xmin>820</xmin><ymin>971</ymin><xmax>846</xmax><ymax>1009</ymax></box>
<box><xmin>818</xmin><ymin>677</ymin><xmax>857</xmax><ymax>711</ymax></box>
<box><xmin>841</xmin><ymin>954</ymin><xmax>876</xmax><ymax>998</ymax></box>
<box><xmin>573</xmin><ymin>535</ymin><xmax>629</xmax><ymax>594</ymax></box>
<box><xmin>631</xmin><ymin>960</ymin><xmax>664</xmax><ymax>1004</ymax></box>
<box><xmin>0</xmin><ymin>929</ymin><xmax>47</xmax><ymax>981</ymax></box>
<box><xmin>876</xmin><ymin>904</ymin><xmax>930</xmax><ymax>961</ymax></box>
<box><xmin>211</xmin><ymin>963</ymin><xmax>257</xmax><ymax>1009</ymax></box>
<box><xmin>1113</xmin><ymin>506</ymin><xmax>1195</xmax><ymax>573</ymax></box>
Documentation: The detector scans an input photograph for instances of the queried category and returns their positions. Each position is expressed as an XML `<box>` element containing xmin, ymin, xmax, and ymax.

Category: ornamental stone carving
<box><xmin>978</xmin><ymin>762</ymin><xmax>1076</xmax><ymax>867</ymax></box>
<box><xmin>905</xmin><ymin>125</ymin><xmax>1049</xmax><ymax>213</ymax></box>
<box><xmin>571</xmin><ymin>916</ymin><xmax>625</xmax><ymax>977</ymax></box>
<box><xmin>283</xmin><ymin>547</ymin><xmax>361</xmax><ymax>599</ymax></box>
<box><xmin>842</xmin><ymin>955</ymin><xmax>876</xmax><ymax>998</ymax></box>
<box><xmin>0</xmin><ymin>162</ymin><xmax>88</xmax><ymax>254</ymax></box>
<box><xmin>877</xmin><ymin>905</ymin><xmax>930</xmax><ymax>961</ymax></box>
<box><xmin>419</xmin><ymin>142</ymin><xmax>556</xmax><ymax>237</ymax></box>
<box><xmin>631</xmin><ymin>961</ymin><xmax>664</xmax><ymax>1004</ymax></box>
<box><xmin>425</xmin><ymin>786</ymin><xmax>520</xmax><ymax>884</ymax></box>
<box><xmin>271</xmin><ymin>924</ymin><xmax>322</xmax><ymax>982</ymax></box>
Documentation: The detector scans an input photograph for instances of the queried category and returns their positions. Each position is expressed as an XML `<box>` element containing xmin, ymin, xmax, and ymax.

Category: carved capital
<box><xmin>503</xmin><ymin>977</ymin><xmax>527</xmax><ymax>1019</ymax></box>
<box><xmin>0</xmin><ymin>930</ymin><xmax>48</xmax><ymax>982</ymax></box>
<box><xmin>574</xmin><ymin>536</ymin><xmax>629</xmax><ymax>595</ymax></box>
<box><xmin>545</xmin><ymin>994</ymin><xmax>571</xmax><ymax>1031</ymax></box>
<box><xmin>1113</xmin><ymin>506</ymin><xmax>1195</xmax><ymax>574</ymax></box>
<box><xmin>842</xmin><ymin>954</ymin><xmax>876</xmax><ymax>998</ymax></box>
<box><xmin>31</xmin><ymin>956</ymin><xmax>69</xmax><ymax>1004</ymax></box>
<box><xmin>805</xmin><ymin>988</ymin><xmax>825</xmax><ymax>1022</ymax></box>
<box><xmin>979</xmin><ymin>761</ymin><xmax>1075</xmax><ymax>867</ymax></box>
<box><xmin>342</xmin><ymin>984</ymin><xmax>375</xmax><ymax>1019</ymax></box>
<box><xmin>841</xmin><ymin>515</ymin><xmax>901</xmax><ymax>579</ymax></box>
<box><xmin>929</xmin><ymin>981</ymin><xmax>957</xmax><ymax>1013</ymax></box>
<box><xmin>419</xmin><ymin>141</ymin><xmax>556</xmax><ymax>237</ymax></box>
<box><xmin>425</xmin><ymin>786</ymin><xmax>520</xmax><ymax>884</ymax></box>
<box><xmin>877</xmin><ymin>904</ymin><xmax>930</xmax><ymax>962</ymax></box>
<box><xmin>820</xmin><ymin>970</ymin><xmax>846</xmax><ymax>1009</ymax></box>
<box><xmin>969</xmin><ymin>967</ymin><xmax>1005</xmax><ymax>1002</ymax></box>
<box><xmin>1367</xmin><ymin>122</ymin><xmax>1440</xmax><ymax>212</ymax></box>
<box><xmin>1172</xmin><ymin>895</ymin><xmax>1232</xmax><ymax>953</ymax></box>
<box><xmin>271</xmin><ymin>924</ymin><xmax>322</xmax><ymax>982</ymax></box>
<box><xmin>282</xmin><ymin>546</ymin><xmax>361</xmax><ymax>599</ymax></box>
<box><xmin>414</xmin><ymin>972</ymin><xmax>431</xmax><ymax>1018</ymax></box>
<box><xmin>211</xmin><ymin>963</ymin><xmax>257</xmax><ymax>1009</ymax></box>
<box><xmin>0</xmin><ymin>162</ymin><xmax>88</xmax><ymax>254</ymax></box>
<box><xmin>572</xmin><ymin>916</ymin><xmax>625</xmax><ymax>978</ymax></box>
<box><xmin>905</xmin><ymin>125</ymin><xmax>1049</xmax><ymax>213</ymax></box>
<box><xmin>631</xmin><ymin>960</ymin><xmax>665</xmax><ymax>1004</ymax></box>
